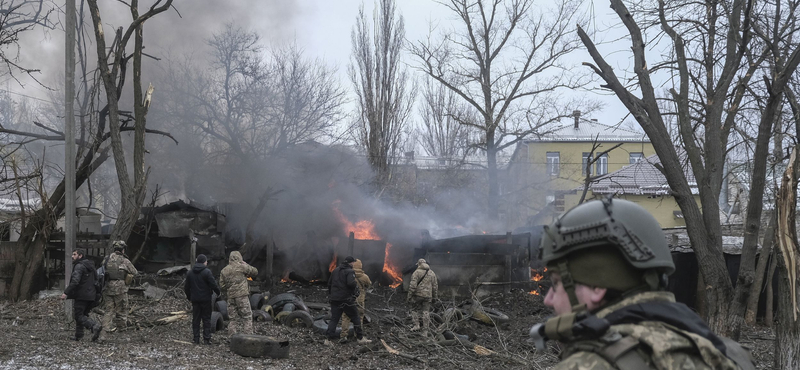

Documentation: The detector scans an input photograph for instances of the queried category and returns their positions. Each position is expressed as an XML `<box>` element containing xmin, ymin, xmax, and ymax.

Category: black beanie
<box><xmin>196</xmin><ymin>254</ymin><xmax>207</xmax><ymax>264</ymax></box>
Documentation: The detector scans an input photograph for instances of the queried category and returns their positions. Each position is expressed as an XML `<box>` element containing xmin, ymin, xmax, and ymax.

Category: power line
<box><xmin>0</xmin><ymin>89</ymin><xmax>52</xmax><ymax>104</ymax></box>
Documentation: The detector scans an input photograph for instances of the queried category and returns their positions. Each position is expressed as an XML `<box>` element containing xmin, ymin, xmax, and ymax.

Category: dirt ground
<box><xmin>0</xmin><ymin>282</ymin><xmax>777</xmax><ymax>370</ymax></box>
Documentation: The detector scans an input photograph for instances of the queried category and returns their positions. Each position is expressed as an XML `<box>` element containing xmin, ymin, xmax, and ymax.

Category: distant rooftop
<box><xmin>587</xmin><ymin>154</ymin><xmax>698</xmax><ymax>195</ymax></box>
<box><xmin>526</xmin><ymin>115</ymin><xmax>649</xmax><ymax>143</ymax></box>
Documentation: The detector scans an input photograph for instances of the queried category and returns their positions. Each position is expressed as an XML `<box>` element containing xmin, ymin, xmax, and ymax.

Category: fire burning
<box><xmin>329</xmin><ymin>255</ymin><xmax>338</xmax><ymax>273</ymax></box>
<box><xmin>529</xmin><ymin>267</ymin><xmax>547</xmax><ymax>295</ymax></box>
<box><xmin>382</xmin><ymin>243</ymin><xmax>402</xmax><ymax>288</ymax></box>
<box><xmin>332</xmin><ymin>202</ymin><xmax>402</xmax><ymax>288</ymax></box>
<box><xmin>530</xmin><ymin>268</ymin><xmax>545</xmax><ymax>282</ymax></box>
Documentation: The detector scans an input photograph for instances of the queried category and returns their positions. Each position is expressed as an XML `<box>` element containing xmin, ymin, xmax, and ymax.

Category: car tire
<box><xmin>265</xmin><ymin>293</ymin><xmax>297</xmax><ymax>311</ymax></box>
<box><xmin>249</xmin><ymin>293</ymin><xmax>265</xmax><ymax>310</ymax></box>
<box><xmin>215</xmin><ymin>300</ymin><xmax>230</xmax><ymax>321</ymax></box>
<box><xmin>283</xmin><ymin>310</ymin><xmax>313</xmax><ymax>328</ymax></box>
<box><xmin>252</xmin><ymin>309</ymin><xmax>272</xmax><ymax>322</ymax></box>
<box><xmin>229</xmin><ymin>334</ymin><xmax>290</xmax><ymax>358</ymax></box>
<box><xmin>210</xmin><ymin>311</ymin><xmax>224</xmax><ymax>333</ymax></box>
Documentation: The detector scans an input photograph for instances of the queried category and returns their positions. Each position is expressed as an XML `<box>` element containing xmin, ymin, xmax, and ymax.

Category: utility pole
<box><xmin>64</xmin><ymin>0</ymin><xmax>76</xmax><ymax>289</ymax></box>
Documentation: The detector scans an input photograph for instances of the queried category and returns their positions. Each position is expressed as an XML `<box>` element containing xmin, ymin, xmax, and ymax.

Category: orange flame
<box><xmin>529</xmin><ymin>290</ymin><xmax>540</xmax><ymax>295</ymax></box>
<box><xmin>329</xmin><ymin>255</ymin><xmax>338</xmax><ymax>273</ymax></box>
<box><xmin>247</xmin><ymin>277</ymin><xmax>253</xmax><ymax>281</ymax></box>
<box><xmin>331</xmin><ymin>201</ymin><xmax>402</xmax><ymax>288</ymax></box>
<box><xmin>530</xmin><ymin>267</ymin><xmax>546</xmax><ymax>282</ymax></box>
<box><xmin>382</xmin><ymin>243</ymin><xmax>402</xmax><ymax>288</ymax></box>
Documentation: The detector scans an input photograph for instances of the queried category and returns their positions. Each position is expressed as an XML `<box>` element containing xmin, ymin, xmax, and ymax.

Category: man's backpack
<box><xmin>94</xmin><ymin>257</ymin><xmax>108</xmax><ymax>304</ymax></box>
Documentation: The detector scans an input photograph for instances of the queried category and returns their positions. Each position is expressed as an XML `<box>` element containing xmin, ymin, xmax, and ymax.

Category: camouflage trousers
<box><xmin>227</xmin><ymin>295</ymin><xmax>253</xmax><ymax>335</ymax></box>
<box><xmin>340</xmin><ymin>301</ymin><xmax>365</xmax><ymax>339</ymax></box>
<box><xmin>101</xmin><ymin>292</ymin><xmax>129</xmax><ymax>335</ymax></box>
<box><xmin>410</xmin><ymin>296</ymin><xmax>432</xmax><ymax>331</ymax></box>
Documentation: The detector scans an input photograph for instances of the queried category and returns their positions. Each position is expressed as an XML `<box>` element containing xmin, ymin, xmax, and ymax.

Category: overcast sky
<box><xmin>8</xmin><ymin>0</ymin><xmax>634</xmax><ymax>135</ymax></box>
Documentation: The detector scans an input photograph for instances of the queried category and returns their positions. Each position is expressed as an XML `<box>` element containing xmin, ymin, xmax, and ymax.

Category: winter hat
<box><xmin>344</xmin><ymin>256</ymin><xmax>356</xmax><ymax>264</ymax></box>
<box><xmin>196</xmin><ymin>254</ymin><xmax>207</xmax><ymax>264</ymax></box>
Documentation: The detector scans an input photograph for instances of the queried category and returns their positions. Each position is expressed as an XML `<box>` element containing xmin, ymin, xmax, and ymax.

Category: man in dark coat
<box><xmin>60</xmin><ymin>249</ymin><xmax>102</xmax><ymax>341</ymax></box>
<box><xmin>325</xmin><ymin>256</ymin><xmax>371</xmax><ymax>345</ymax></box>
<box><xmin>184</xmin><ymin>254</ymin><xmax>221</xmax><ymax>344</ymax></box>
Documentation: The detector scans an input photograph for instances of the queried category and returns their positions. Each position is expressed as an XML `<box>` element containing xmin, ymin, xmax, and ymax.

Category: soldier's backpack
<box><xmin>94</xmin><ymin>257</ymin><xmax>108</xmax><ymax>304</ymax></box>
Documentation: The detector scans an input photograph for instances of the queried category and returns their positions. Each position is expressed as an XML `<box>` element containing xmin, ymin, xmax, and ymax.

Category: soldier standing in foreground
<box><xmin>60</xmin><ymin>249</ymin><xmax>102</xmax><ymax>342</ymax></box>
<box><xmin>99</xmin><ymin>240</ymin><xmax>137</xmax><ymax>341</ymax></box>
<box><xmin>340</xmin><ymin>258</ymin><xmax>371</xmax><ymax>342</ymax></box>
<box><xmin>325</xmin><ymin>256</ymin><xmax>372</xmax><ymax>345</ymax></box>
<box><xmin>219</xmin><ymin>251</ymin><xmax>257</xmax><ymax>335</ymax></box>
<box><xmin>407</xmin><ymin>258</ymin><xmax>438</xmax><ymax>336</ymax></box>
<box><xmin>184</xmin><ymin>254</ymin><xmax>220</xmax><ymax>344</ymax></box>
<box><xmin>531</xmin><ymin>198</ymin><xmax>755</xmax><ymax>369</ymax></box>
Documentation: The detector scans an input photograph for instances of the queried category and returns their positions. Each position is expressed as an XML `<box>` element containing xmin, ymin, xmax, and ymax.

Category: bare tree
<box><xmin>0</xmin><ymin>0</ymin><xmax>54</xmax><ymax>85</ymax></box>
<box><xmin>349</xmin><ymin>0</ymin><xmax>416</xmax><ymax>189</ymax></box>
<box><xmin>86</xmin><ymin>0</ymin><xmax>174</xmax><ymax>246</ymax></box>
<box><xmin>411</xmin><ymin>0</ymin><xmax>594</xmax><ymax>220</ymax></box>
<box><xmin>577</xmin><ymin>0</ymin><xmax>800</xmax><ymax>338</ymax></box>
<box><xmin>417</xmin><ymin>76</ymin><xmax>475</xmax><ymax>159</ymax></box>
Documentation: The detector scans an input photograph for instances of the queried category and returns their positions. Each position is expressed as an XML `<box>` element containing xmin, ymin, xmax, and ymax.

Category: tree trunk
<box><xmin>766</xmin><ymin>253</ymin><xmax>777</xmax><ymax>327</ymax></box>
<box><xmin>486</xmin><ymin>129</ymin><xmax>498</xmax><ymax>220</ymax></box>
<box><xmin>745</xmin><ymin>211</ymin><xmax>777</xmax><ymax>325</ymax></box>
<box><xmin>9</xmin><ymin>148</ymin><xmax>109</xmax><ymax>300</ymax></box>
<box><xmin>775</xmin><ymin>259</ymin><xmax>800</xmax><ymax>369</ymax></box>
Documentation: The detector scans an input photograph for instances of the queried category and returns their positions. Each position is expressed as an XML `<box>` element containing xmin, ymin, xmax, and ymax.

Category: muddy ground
<box><xmin>0</xmin><ymin>282</ymin><xmax>777</xmax><ymax>370</ymax></box>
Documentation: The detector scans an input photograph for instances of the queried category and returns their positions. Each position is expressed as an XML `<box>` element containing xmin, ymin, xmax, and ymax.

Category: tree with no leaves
<box><xmin>410</xmin><ymin>0</ymin><xmax>595</xmax><ymax>220</ymax></box>
<box><xmin>0</xmin><ymin>0</ymin><xmax>54</xmax><ymax>85</ymax></box>
<box><xmin>577</xmin><ymin>0</ymin><xmax>800</xmax><ymax>340</ymax></box>
<box><xmin>349</xmin><ymin>0</ymin><xmax>416</xmax><ymax>192</ymax></box>
<box><xmin>86</xmin><ymin>0</ymin><xmax>175</xmax><ymax>248</ymax></box>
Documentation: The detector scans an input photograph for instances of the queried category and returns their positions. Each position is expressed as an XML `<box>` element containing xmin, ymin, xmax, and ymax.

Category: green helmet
<box><xmin>540</xmin><ymin>198</ymin><xmax>674</xmax><ymax>276</ymax></box>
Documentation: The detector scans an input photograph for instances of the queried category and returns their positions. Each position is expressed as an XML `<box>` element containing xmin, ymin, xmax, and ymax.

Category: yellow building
<box><xmin>505</xmin><ymin>111</ymin><xmax>667</xmax><ymax>227</ymax></box>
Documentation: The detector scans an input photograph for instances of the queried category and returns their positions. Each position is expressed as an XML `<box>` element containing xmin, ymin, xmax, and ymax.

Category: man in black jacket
<box><xmin>184</xmin><ymin>254</ymin><xmax>221</xmax><ymax>344</ymax></box>
<box><xmin>60</xmin><ymin>249</ymin><xmax>102</xmax><ymax>342</ymax></box>
<box><xmin>325</xmin><ymin>256</ymin><xmax>371</xmax><ymax>345</ymax></box>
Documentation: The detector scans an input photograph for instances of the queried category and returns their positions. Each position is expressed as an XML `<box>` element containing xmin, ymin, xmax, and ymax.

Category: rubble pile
<box><xmin>0</xmin><ymin>282</ymin><xmax>776</xmax><ymax>370</ymax></box>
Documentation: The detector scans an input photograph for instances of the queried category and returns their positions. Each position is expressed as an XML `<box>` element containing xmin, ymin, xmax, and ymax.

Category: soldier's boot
<box><xmin>91</xmin><ymin>321</ymin><xmax>103</xmax><ymax>342</ymax></box>
<box><xmin>410</xmin><ymin>312</ymin><xmax>421</xmax><ymax>331</ymax></box>
<box><xmin>422</xmin><ymin>311</ymin><xmax>431</xmax><ymax>337</ymax></box>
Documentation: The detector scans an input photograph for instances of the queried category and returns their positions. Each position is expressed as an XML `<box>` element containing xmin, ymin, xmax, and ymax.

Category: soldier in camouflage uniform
<box><xmin>340</xmin><ymin>259</ymin><xmax>371</xmax><ymax>341</ymax></box>
<box><xmin>407</xmin><ymin>258</ymin><xmax>438</xmax><ymax>336</ymax></box>
<box><xmin>531</xmin><ymin>198</ymin><xmax>755</xmax><ymax>370</ymax></box>
<box><xmin>99</xmin><ymin>241</ymin><xmax>138</xmax><ymax>341</ymax></box>
<box><xmin>219</xmin><ymin>251</ymin><xmax>258</xmax><ymax>335</ymax></box>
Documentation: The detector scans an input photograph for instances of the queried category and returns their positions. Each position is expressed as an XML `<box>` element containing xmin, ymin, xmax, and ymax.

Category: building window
<box><xmin>546</xmin><ymin>152</ymin><xmax>560</xmax><ymax>176</ymax></box>
<box><xmin>596</xmin><ymin>153</ymin><xmax>608</xmax><ymax>175</ymax></box>
<box><xmin>582</xmin><ymin>152</ymin><xmax>592</xmax><ymax>176</ymax></box>
<box><xmin>630</xmin><ymin>152</ymin><xmax>644</xmax><ymax>164</ymax></box>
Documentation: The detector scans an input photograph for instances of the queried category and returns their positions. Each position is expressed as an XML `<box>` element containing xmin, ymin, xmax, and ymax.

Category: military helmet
<box><xmin>112</xmin><ymin>240</ymin><xmax>127</xmax><ymax>251</ymax></box>
<box><xmin>540</xmin><ymin>198</ymin><xmax>675</xmax><ymax>276</ymax></box>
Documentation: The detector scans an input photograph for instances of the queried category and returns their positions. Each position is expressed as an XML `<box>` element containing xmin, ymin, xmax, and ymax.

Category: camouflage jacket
<box><xmin>407</xmin><ymin>261</ymin><xmax>438</xmax><ymax>299</ymax></box>
<box><xmin>102</xmin><ymin>251</ymin><xmax>137</xmax><ymax>296</ymax></box>
<box><xmin>554</xmin><ymin>291</ymin><xmax>753</xmax><ymax>370</ymax></box>
<box><xmin>219</xmin><ymin>251</ymin><xmax>258</xmax><ymax>299</ymax></box>
<box><xmin>353</xmin><ymin>260</ymin><xmax>371</xmax><ymax>306</ymax></box>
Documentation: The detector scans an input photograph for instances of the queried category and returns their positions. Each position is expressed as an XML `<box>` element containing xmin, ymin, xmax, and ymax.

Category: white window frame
<box><xmin>582</xmin><ymin>152</ymin><xmax>592</xmax><ymax>176</ymax></box>
<box><xmin>546</xmin><ymin>152</ymin><xmax>560</xmax><ymax>176</ymax></box>
<box><xmin>629</xmin><ymin>152</ymin><xmax>644</xmax><ymax>164</ymax></box>
<box><xmin>596</xmin><ymin>153</ymin><xmax>608</xmax><ymax>175</ymax></box>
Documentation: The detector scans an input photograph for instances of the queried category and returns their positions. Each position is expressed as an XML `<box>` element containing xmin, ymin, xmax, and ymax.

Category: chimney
<box><xmin>573</xmin><ymin>110</ymin><xmax>581</xmax><ymax>129</ymax></box>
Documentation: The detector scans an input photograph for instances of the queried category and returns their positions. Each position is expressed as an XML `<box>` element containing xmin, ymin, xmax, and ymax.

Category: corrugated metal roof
<box><xmin>587</xmin><ymin>154</ymin><xmax>698</xmax><ymax>195</ymax></box>
<box><xmin>526</xmin><ymin>120</ymin><xmax>649</xmax><ymax>143</ymax></box>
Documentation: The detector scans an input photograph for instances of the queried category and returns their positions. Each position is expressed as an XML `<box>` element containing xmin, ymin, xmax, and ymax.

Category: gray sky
<box><xmin>8</xmin><ymin>0</ymin><xmax>633</xmax><ymax>135</ymax></box>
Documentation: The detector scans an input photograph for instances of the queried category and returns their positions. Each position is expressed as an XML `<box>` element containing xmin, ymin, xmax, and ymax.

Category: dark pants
<box><xmin>191</xmin><ymin>301</ymin><xmax>213</xmax><ymax>341</ymax></box>
<box><xmin>73</xmin><ymin>299</ymin><xmax>96</xmax><ymax>339</ymax></box>
<box><xmin>326</xmin><ymin>300</ymin><xmax>363</xmax><ymax>339</ymax></box>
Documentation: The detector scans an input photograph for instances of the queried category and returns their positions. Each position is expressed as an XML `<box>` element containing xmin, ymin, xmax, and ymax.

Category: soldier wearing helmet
<box><xmin>531</xmin><ymin>198</ymin><xmax>755</xmax><ymax>370</ymax></box>
<box><xmin>99</xmin><ymin>240</ymin><xmax>138</xmax><ymax>341</ymax></box>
